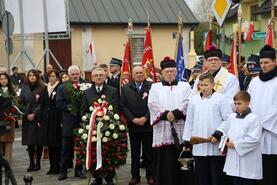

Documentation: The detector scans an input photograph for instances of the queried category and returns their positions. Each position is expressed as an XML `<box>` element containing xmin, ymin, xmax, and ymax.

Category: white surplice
<box><xmin>182</xmin><ymin>92</ymin><xmax>233</xmax><ymax>156</ymax></box>
<box><xmin>148</xmin><ymin>81</ymin><xmax>191</xmax><ymax>147</ymax></box>
<box><xmin>192</xmin><ymin>67</ymin><xmax>239</xmax><ymax>104</ymax></box>
<box><xmin>223</xmin><ymin>113</ymin><xmax>262</xmax><ymax>179</ymax></box>
<box><xmin>248</xmin><ymin>76</ymin><xmax>277</xmax><ymax>154</ymax></box>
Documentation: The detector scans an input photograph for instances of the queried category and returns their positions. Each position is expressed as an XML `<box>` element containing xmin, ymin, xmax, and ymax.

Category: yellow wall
<box><xmin>80</xmin><ymin>25</ymin><xmax>179</xmax><ymax>69</ymax></box>
<box><xmin>1</xmin><ymin>24</ymin><xmax>192</xmax><ymax>72</ymax></box>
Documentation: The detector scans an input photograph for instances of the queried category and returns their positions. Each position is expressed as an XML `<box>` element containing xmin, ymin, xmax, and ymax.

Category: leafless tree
<box><xmin>192</xmin><ymin>0</ymin><xmax>213</xmax><ymax>22</ymax></box>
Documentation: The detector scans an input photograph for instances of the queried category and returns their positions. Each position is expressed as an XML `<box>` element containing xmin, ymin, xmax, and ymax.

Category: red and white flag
<box><xmin>120</xmin><ymin>41</ymin><xmax>131</xmax><ymax>87</ymax></box>
<box><xmin>244</xmin><ymin>21</ymin><xmax>254</xmax><ymax>42</ymax></box>
<box><xmin>265</xmin><ymin>19</ymin><xmax>274</xmax><ymax>47</ymax></box>
<box><xmin>141</xmin><ymin>26</ymin><xmax>157</xmax><ymax>82</ymax></box>
<box><xmin>229</xmin><ymin>34</ymin><xmax>238</xmax><ymax>76</ymax></box>
<box><xmin>88</xmin><ymin>41</ymin><xmax>97</xmax><ymax>65</ymax></box>
<box><xmin>205</xmin><ymin>29</ymin><xmax>212</xmax><ymax>51</ymax></box>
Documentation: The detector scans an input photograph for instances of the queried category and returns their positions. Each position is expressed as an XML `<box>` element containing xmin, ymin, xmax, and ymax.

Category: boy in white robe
<box><xmin>182</xmin><ymin>73</ymin><xmax>233</xmax><ymax>185</ymax></box>
<box><xmin>223</xmin><ymin>91</ymin><xmax>262</xmax><ymax>185</ymax></box>
<box><xmin>247</xmin><ymin>45</ymin><xmax>277</xmax><ymax>185</ymax></box>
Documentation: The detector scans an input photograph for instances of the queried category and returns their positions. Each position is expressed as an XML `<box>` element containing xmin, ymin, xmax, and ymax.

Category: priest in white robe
<box><xmin>192</xmin><ymin>46</ymin><xmax>239</xmax><ymax>104</ymax></box>
<box><xmin>247</xmin><ymin>45</ymin><xmax>277</xmax><ymax>185</ymax></box>
<box><xmin>148</xmin><ymin>57</ymin><xmax>191</xmax><ymax>185</ymax></box>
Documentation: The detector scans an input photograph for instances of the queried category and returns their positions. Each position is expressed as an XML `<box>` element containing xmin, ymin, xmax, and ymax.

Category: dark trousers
<box><xmin>154</xmin><ymin>145</ymin><xmax>182</xmax><ymax>185</ymax></box>
<box><xmin>28</xmin><ymin>145</ymin><xmax>43</xmax><ymax>165</ymax></box>
<box><xmin>262</xmin><ymin>154</ymin><xmax>277</xmax><ymax>185</ymax></box>
<box><xmin>129</xmin><ymin>132</ymin><xmax>154</xmax><ymax>179</ymax></box>
<box><xmin>232</xmin><ymin>176</ymin><xmax>257</xmax><ymax>185</ymax></box>
<box><xmin>49</xmin><ymin>146</ymin><xmax>61</xmax><ymax>171</ymax></box>
<box><xmin>194</xmin><ymin>156</ymin><xmax>225</xmax><ymax>185</ymax></box>
<box><xmin>60</xmin><ymin>137</ymin><xmax>82</xmax><ymax>173</ymax></box>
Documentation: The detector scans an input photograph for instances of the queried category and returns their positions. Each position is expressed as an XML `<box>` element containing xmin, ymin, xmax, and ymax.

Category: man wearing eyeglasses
<box><xmin>80</xmin><ymin>67</ymin><xmax>119</xmax><ymax>185</ymax></box>
<box><xmin>81</xmin><ymin>67</ymin><xmax>119</xmax><ymax>115</ymax></box>
<box><xmin>192</xmin><ymin>46</ymin><xmax>239</xmax><ymax>104</ymax></box>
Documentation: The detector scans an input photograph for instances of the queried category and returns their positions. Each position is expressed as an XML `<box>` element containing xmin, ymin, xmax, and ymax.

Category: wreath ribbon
<box><xmin>86</xmin><ymin>101</ymin><xmax>107</xmax><ymax>170</ymax></box>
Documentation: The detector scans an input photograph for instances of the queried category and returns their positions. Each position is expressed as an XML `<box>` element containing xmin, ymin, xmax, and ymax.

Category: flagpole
<box><xmin>174</xmin><ymin>12</ymin><xmax>183</xmax><ymax>59</ymax></box>
<box><xmin>237</xmin><ymin>5</ymin><xmax>243</xmax><ymax>70</ymax></box>
<box><xmin>128</xmin><ymin>19</ymin><xmax>133</xmax><ymax>71</ymax></box>
<box><xmin>271</xmin><ymin>0</ymin><xmax>275</xmax><ymax>48</ymax></box>
<box><xmin>147</xmin><ymin>13</ymin><xmax>157</xmax><ymax>82</ymax></box>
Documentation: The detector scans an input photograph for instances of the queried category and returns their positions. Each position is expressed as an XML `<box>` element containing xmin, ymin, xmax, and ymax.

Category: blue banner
<box><xmin>176</xmin><ymin>35</ymin><xmax>186</xmax><ymax>81</ymax></box>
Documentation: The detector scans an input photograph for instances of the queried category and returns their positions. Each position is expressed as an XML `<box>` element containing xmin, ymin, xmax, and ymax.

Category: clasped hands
<box><xmin>166</xmin><ymin>111</ymin><xmax>176</xmax><ymax>122</ymax></box>
<box><xmin>27</xmin><ymin>113</ymin><xmax>41</xmax><ymax>127</ymax></box>
<box><xmin>132</xmin><ymin>117</ymin><xmax>147</xmax><ymax>126</ymax></box>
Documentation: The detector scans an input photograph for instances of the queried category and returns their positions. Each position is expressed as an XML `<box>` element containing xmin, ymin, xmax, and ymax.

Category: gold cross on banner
<box><xmin>214</xmin><ymin>81</ymin><xmax>222</xmax><ymax>91</ymax></box>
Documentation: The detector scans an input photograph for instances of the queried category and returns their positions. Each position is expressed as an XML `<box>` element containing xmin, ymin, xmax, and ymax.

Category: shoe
<box><xmin>147</xmin><ymin>178</ymin><xmax>155</xmax><ymax>185</ymax></box>
<box><xmin>90</xmin><ymin>178</ymin><xmax>103</xmax><ymax>185</ymax></box>
<box><xmin>129</xmin><ymin>178</ymin><xmax>140</xmax><ymax>185</ymax></box>
<box><xmin>46</xmin><ymin>169</ymin><xmax>53</xmax><ymax>175</ymax></box>
<box><xmin>106</xmin><ymin>181</ymin><xmax>115</xmax><ymax>185</ymax></box>
<box><xmin>75</xmin><ymin>171</ymin><xmax>86</xmax><ymax>178</ymax></box>
<box><xmin>33</xmin><ymin>162</ymin><xmax>41</xmax><ymax>171</ymax></box>
<box><xmin>57</xmin><ymin>173</ymin><xmax>67</xmax><ymax>181</ymax></box>
<box><xmin>27</xmin><ymin>164</ymin><xmax>35</xmax><ymax>172</ymax></box>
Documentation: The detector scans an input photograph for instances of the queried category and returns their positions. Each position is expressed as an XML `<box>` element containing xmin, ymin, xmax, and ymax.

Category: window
<box><xmin>250</xmin><ymin>5</ymin><xmax>258</xmax><ymax>21</ymax></box>
<box><xmin>131</xmin><ymin>36</ymin><xmax>144</xmax><ymax>65</ymax></box>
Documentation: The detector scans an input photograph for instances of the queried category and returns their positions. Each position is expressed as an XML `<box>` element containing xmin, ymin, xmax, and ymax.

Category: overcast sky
<box><xmin>185</xmin><ymin>0</ymin><xmax>198</xmax><ymax>9</ymax></box>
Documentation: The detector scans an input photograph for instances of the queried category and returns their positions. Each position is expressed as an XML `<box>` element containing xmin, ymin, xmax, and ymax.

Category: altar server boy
<box><xmin>183</xmin><ymin>73</ymin><xmax>233</xmax><ymax>185</ymax></box>
<box><xmin>223</xmin><ymin>91</ymin><xmax>262</xmax><ymax>185</ymax></box>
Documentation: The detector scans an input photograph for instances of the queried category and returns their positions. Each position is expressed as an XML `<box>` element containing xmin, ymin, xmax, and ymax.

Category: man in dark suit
<box><xmin>10</xmin><ymin>66</ymin><xmax>24</xmax><ymax>88</ymax></box>
<box><xmin>81</xmin><ymin>67</ymin><xmax>118</xmax><ymax>185</ymax></box>
<box><xmin>56</xmin><ymin>65</ymin><xmax>86</xmax><ymax>181</ymax></box>
<box><xmin>120</xmin><ymin>66</ymin><xmax>154</xmax><ymax>185</ymax></box>
<box><xmin>107</xmin><ymin>58</ymin><xmax>122</xmax><ymax>96</ymax></box>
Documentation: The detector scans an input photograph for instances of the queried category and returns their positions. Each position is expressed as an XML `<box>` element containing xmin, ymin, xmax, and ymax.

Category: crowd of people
<box><xmin>0</xmin><ymin>44</ymin><xmax>276</xmax><ymax>185</ymax></box>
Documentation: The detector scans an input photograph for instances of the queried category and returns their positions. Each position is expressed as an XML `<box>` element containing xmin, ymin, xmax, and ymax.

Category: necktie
<box><xmin>136</xmin><ymin>84</ymin><xmax>141</xmax><ymax>92</ymax></box>
<box><xmin>97</xmin><ymin>87</ymin><xmax>101</xmax><ymax>93</ymax></box>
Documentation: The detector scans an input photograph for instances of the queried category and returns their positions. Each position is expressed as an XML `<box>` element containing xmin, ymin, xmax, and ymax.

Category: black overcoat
<box><xmin>20</xmin><ymin>84</ymin><xmax>46</xmax><ymax>145</ymax></box>
<box><xmin>42</xmin><ymin>84</ymin><xmax>62</xmax><ymax>147</ymax></box>
<box><xmin>80</xmin><ymin>83</ymin><xmax>119</xmax><ymax>116</ymax></box>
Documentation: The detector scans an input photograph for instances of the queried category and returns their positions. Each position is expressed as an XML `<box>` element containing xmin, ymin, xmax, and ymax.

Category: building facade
<box><xmin>0</xmin><ymin>0</ymin><xmax>198</xmax><ymax>74</ymax></box>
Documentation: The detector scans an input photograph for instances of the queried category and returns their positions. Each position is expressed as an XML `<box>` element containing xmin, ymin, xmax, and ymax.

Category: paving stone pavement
<box><xmin>7</xmin><ymin>127</ymin><xmax>149</xmax><ymax>185</ymax></box>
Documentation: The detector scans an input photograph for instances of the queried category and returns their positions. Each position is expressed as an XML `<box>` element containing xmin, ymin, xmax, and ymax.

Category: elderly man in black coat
<box><xmin>81</xmin><ymin>67</ymin><xmax>118</xmax><ymax>185</ymax></box>
<box><xmin>56</xmin><ymin>65</ymin><xmax>86</xmax><ymax>181</ymax></box>
<box><xmin>120</xmin><ymin>66</ymin><xmax>154</xmax><ymax>185</ymax></box>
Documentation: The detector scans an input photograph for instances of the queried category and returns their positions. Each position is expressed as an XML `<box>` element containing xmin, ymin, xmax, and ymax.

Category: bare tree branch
<box><xmin>193</xmin><ymin>0</ymin><xmax>213</xmax><ymax>22</ymax></box>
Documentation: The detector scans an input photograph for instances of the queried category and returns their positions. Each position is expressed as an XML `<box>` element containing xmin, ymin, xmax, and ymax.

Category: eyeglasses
<box><xmin>206</xmin><ymin>58</ymin><xmax>220</xmax><ymax>62</ymax></box>
<box><xmin>94</xmin><ymin>74</ymin><xmax>104</xmax><ymax>77</ymax></box>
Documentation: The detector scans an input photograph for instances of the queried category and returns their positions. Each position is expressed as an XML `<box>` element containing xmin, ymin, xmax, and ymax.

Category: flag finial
<box><xmin>128</xmin><ymin>19</ymin><xmax>133</xmax><ymax>32</ymax></box>
<box><xmin>146</xmin><ymin>11</ymin><xmax>151</xmax><ymax>27</ymax></box>
<box><xmin>208</xmin><ymin>11</ymin><xmax>214</xmax><ymax>30</ymax></box>
<box><xmin>237</xmin><ymin>4</ymin><xmax>243</xmax><ymax>22</ymax></box>
<box><xmin>177</xmin><ymin>11</ymin><xmax>183</xmax><ymax>34</ymax></box>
